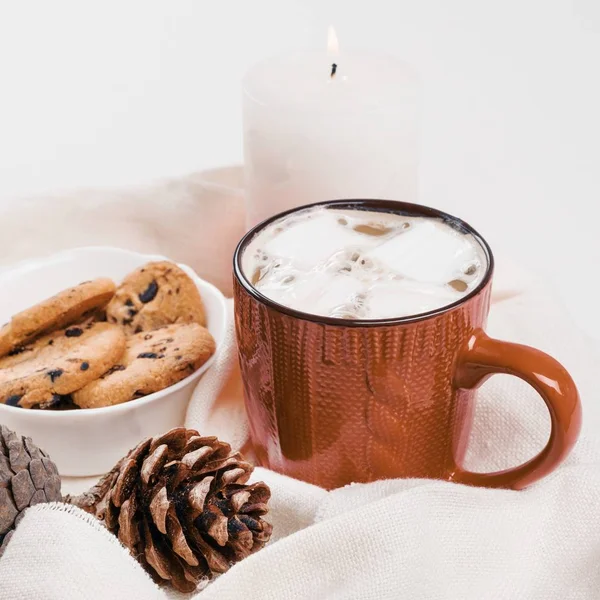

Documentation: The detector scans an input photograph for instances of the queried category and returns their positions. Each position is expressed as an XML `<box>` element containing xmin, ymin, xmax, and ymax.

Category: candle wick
<box><xmin>330</xmin><ymin>63</ymin><xmax>337</xmax><ymax>78</ymax></box>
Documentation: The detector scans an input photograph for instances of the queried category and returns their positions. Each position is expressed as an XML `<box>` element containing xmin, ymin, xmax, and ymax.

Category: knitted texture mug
<box><xmin>233</xmin><ymin>200</ymin><xmax>581</xmax><ymax>490</ymax></box>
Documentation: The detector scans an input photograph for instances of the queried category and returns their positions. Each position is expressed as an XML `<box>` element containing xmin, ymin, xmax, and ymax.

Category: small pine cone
<box><xmin>69</xmin><ymin>428</ymin><xmax>272</xmax><ymax>592</ymax></box>
<box><xmin>0</xmin><ymin>425</ymin><xmax>62</xmax><ymax>557</ymax></box>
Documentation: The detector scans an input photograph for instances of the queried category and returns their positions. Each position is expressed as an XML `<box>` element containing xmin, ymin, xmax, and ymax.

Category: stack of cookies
<box><xmin>0</xmin><ymin>262</ymin><xmax>216</xmax><ymax>410</ymax></box>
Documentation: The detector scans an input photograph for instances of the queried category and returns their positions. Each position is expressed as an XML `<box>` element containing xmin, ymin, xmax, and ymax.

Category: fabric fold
<box><xmin>0</xmin><ymin>503</ymin><xmax>165</xmax><ymax>600</ymax></box>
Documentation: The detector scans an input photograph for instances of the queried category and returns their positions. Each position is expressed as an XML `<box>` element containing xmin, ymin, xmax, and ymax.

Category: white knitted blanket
<box><xmin>0</xmin><ymin>169</ymin><xmax>598</xmax><ymax>599</ymax></box>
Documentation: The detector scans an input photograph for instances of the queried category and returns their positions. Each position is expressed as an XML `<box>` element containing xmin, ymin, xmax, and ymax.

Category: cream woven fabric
<box><xmin>0</xmin><ymin>170</ymin><xmax>598</xmax><ymax>599</ymax></box>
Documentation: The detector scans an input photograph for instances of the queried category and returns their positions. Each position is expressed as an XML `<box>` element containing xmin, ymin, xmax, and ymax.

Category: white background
<box><xmin>0</xmin><ymin>0</ymin><xmax>599</xmax><ymax>337</ymax></box>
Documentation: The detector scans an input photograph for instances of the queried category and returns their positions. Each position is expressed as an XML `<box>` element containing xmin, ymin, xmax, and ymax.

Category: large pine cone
<box><xmin>0</xmin><ymin>425</ymin><xmax>62</xmax><ymax>557</ymax></box>
<box><xmin>71</xmin><ymin>428</ymin><xmax>272</xmax><ymax>592</ymax></box>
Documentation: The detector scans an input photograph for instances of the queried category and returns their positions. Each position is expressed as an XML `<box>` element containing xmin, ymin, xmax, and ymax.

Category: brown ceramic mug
<box><xmin>233</xmin><ymin>200</ymin><xmax>582</xmax><ymax>490</ymax></box>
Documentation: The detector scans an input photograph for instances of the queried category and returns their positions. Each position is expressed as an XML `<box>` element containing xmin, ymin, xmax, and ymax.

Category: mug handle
<box><xmin>450</xmin><ymin>330</ymin><xmax>582</xmax><ymax>489</ymax></box>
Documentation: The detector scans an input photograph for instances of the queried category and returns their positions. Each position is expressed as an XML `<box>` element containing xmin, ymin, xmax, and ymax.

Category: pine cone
<box><xmin>0</xmin><ymin>425</ymin><xmax>62</xmax><ymax>557</ymax></box>
<box><xmin>70</xmin><ymin>428</ymin><xmax>272</xmax><ymax>592</ymax></box>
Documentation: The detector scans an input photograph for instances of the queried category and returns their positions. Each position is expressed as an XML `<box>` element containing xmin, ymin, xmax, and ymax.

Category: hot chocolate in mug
<box><xmin>233</xmin><ymin>200</ymin><xmax>582</xmax><ymax>490</ymax></box>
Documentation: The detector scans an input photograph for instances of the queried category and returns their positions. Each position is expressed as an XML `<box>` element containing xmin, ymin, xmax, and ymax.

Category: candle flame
<box><xmin>327</xmin><ymin>26</ymin><xmax>339</xmax><ymax>55</ymax></box>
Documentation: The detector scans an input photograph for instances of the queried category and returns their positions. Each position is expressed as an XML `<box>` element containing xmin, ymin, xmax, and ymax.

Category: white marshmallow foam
<box><xmin>242</xmin><ymin>206</ymin><xmax>487</xmax><ymax>320</ymax></box>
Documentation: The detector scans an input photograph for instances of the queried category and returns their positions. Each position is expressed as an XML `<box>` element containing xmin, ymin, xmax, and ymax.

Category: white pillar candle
<box><xmin>242</xmin><ymin>29</ymin><xmax>421</xmax><ymax>226</ymax></box>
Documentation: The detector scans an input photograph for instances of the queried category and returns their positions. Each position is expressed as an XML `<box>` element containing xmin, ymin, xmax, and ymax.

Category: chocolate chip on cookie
<box><xmin>0</xmin><ymin>321</ymin><xmax>126</xmax><ymax>409</ymax></box>
<box><xmin>0</xmin><ymin>278</ymin><xmax>116</xmax><ymax>357</ymax></box>
<box><xmin>31</xmin><ymin>394</ymin><xmax>80</xmax><ymax>411</ymax></box>
<box><xmin>106</xmin><ymin>262</ymin><xmax>206</xmax><ymax>334</ymax></box>
<box><xmin>73</xmin><ymin>323</ymin><xmax>216</xmax><ymax>409</ymax></box>
<box><xmin>138</xmin><ymin>281</ymin><xmax>158</xmax><ymax>304</ymax></box>
<box><xmin>5</xmin><ymin>395</ymin><xmax>22</xmax><ymax>407</ymax></box>
<box><xmin>65</xmin><ymin>327</ymin><xmax>84</xmax><ymax>338</ymax></box>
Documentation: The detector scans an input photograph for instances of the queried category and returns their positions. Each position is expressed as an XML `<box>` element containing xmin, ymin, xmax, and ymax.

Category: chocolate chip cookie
<box><xmin>73</xmin><ymin>323</ymin><xmax>216</xmax><ymax>409</ymax></box>
<box><xmin>0</xmin><ymin>322</ymin><xmax>126</xmax><ymax>409</ymax></box>
<box><xmin>0</xmin><ymin>278</ymin><xmax>116</xmax><ymax>357</ymax></box>
<box><xmin>105</xmin><ymin>262</ymin><xmax>206</xmax><ymax>335</ymax></box>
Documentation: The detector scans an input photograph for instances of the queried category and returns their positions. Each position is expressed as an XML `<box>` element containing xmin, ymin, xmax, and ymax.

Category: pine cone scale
<box><xmin>188</xmin><ymin>476</ymin><xmax>214</xmax><ymax>514</ymax></box>
<box><xmin>166</xmin><ymin>507</ymin><xmax>197</xmax><ymax>566</ymax></box>
<box><xmin>12</xmin><ymin>470</ymin><xmax>36</xmax><ymax>510</ymax></box>
<box><xmin>44</xmin><ymin>473</ymin><xmax>61</xmax><ymax>499</ymax></box>
<box><xmin>184</xmin><ymin>439</ymin><xmax>216</xmax><ymax>455</ymax></box>
<box><xmin>113</xmin><ymin>459</ymin><xmax>140</xmax><ymax>507</ymax></box>
<box><xmin>170</xmin><ymin>556</ymin><xmax>199</xmax><ymax>594</ymax></box>
<box><xmin>4</xmin><ymin>430</ymin><xmax>29</xmax><ymax>472</ymax></box>
<box><xmin>23</xmin><ymin>438</ymin><xmax>43</xmax><ymax>460</ymax></box>
<box><xmin>227</xmin><ymin>517</ymin><xmax>254</xmax><ymax>554</ymax></box>
<box><xmin>105</xmin><ymin>486</ymin><xmax>120</xmax><ymax>529</ymax></box>
<box><xmin>149</xmin><ymin>486</ymin><xmax>169</xmax><ymax>533</ymax></box>
<box><xmin>163</xmin><ymin>462</ymin><xmax>189</xmax><ymax>490</ymax></box>
<box><xmin>230</xmin><ymin>490</ymin><xmax>251</xmax><ymax>512</ymax></box>
<box><xmin>221</xmin><ymin>468</ymin><xmax>247</xmax><ymax>485</ymax></box>
<box><xmin>181</xmin><ymin>447</ymin><xmax>212</xmax><ymax>469</ymax></box>
<box><xmin>143</xmin><ymin>518</ymin><xmax>173</xmax><ymax>581</ymax></box>
<box><xmin>240</xmin><ymin>502</ymin><xmax>269</xmax><ymax>515</ymax></box>
<box><xmin>118</xmin><ymin>493</ymin><xmax>139</xmax><ymax>547</ymax></box>
<box><xmin>149</xmin><ymin>428</ymin><xmax>187</xmax><ymax>454</ymax></box>
<box><xmin>0</xmin><ymin>489</ymin><xmax>18</xmax><ymax>534</ymax></box>
<box><xmin>146</xmin><ymin>518</ymin><xmax>200</xmax><ymax>594</ymax></box>
<box><xmin>30</xmin><ymin>489</ymin><xmax>48</xmax><ymax>506</ymax></box>
<box><xmin>186</xmin><ymin>527</ymin><xmax>230</xmax><ymax>573</ymax></box>
<box><xmin>205</xmin><ymin>509</ymin><xmax>229</xmax><ymax>546</ymax></box>
<box><xmin>29</xmin><ymin>459</ymin><xmax>47</xmax><ymax>489</ymax></box>
<box><xmin>0</xmin><ymin>457</ymin><xmax>11</xmax><ymax>484</ymax></box>
<box><xmin>141</xmin><ymin>445</ymin><xmax>168</xmax><ymax>485</ymax></box>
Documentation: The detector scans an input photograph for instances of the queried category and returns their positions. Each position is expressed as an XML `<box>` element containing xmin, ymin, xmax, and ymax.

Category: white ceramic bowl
<box><xmin>0</xmin><ymin>247</ymin><xmax>227</xmax><ymax>476</ymax></box>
